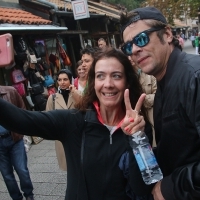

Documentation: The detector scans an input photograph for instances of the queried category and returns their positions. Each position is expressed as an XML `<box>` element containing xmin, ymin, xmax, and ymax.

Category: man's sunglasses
<box><xmin>121</xmin><ymin>27</ymin><xmax>163</xmax><ymax>56</ymax></box>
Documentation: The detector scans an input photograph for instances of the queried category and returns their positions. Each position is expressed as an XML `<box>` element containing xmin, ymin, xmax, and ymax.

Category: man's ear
<box><xmin>165</xmin><ymin>26</ymin><xmax>173</xmax><ymax>43</ymax></box>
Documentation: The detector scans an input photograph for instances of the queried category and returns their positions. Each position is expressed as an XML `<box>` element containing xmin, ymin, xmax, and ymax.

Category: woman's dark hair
<box><xmin>76</xmin><ymin>60</ymin><xmax>83</xmax><ymax>69</ymax></box>
<box><xmin>76</xmin><ymin>47</ymin><xmax>149</xmax><ymax>122</ymax></box>
<box><xmin>75</xmin><ymin>60</ymin><xmax>83</xmax><ymax>77</ymax></box>
<box><xmin>80</xmin><ymin>47</ymin><xmax>100</xmax><ymax>57</ymax></box>
<box><xmin>57</xmin><ymin>69</ymin><xmax>72</xmax><ymax>84</ymax></box>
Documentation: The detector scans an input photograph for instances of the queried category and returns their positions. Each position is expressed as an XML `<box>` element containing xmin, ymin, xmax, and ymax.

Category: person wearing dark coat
<box><xmin>120</xmin><ymin>6</ymin><xmax>200</xmax><ymax>200</ymax></box>
<box><xmin>0</xmin><ymin>48</ymin><xmax>153</xmax><ymax>200</ymax></box>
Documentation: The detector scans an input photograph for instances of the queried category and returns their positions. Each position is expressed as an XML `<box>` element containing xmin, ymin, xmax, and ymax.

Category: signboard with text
<box><xmin>71</xmin><ymin>0</ymin><xmax>90</xmax><ymax>20</ymax></box>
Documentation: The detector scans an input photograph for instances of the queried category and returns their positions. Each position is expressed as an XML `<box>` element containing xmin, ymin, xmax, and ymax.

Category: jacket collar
<box><xmin>139</xmin><ymin>71</ymin><xmax>152</xmax><ymax>85</ymax></box>
<box><xmin>55</xmin><ymin>93</ymin><xmax>73</xmax><ymax>109</ymax></box>
<box><xmin>165</xmin><ymin>47</ymin><xmax>186</xmax><ymax>81</ymax></box>
<box><xmin>92</xmin><ymin>101</ymin><xmax>124</xmax><ymax>130</ymax></box>
<box><xmin>0</xmin><ymin>86</ymin><xmax>7</xmax><ymax>95</ymax></box>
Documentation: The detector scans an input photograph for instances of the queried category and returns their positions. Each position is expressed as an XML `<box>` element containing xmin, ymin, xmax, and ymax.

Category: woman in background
<box><xmin>46</xmin><ymin>69</ymin><xmax>80</xmax><ymax>171</ymax></box>
<box><xmin>74</xmin><ymin>60</ymin><xmax>87</xmax><ymax>93</ymax></box>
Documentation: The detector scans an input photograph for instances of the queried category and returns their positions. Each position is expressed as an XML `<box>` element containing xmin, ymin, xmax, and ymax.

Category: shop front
<box><xmin>0</xmin><ymin>6</ymin><xmax>69</xmax><ymax>112</ymax></box>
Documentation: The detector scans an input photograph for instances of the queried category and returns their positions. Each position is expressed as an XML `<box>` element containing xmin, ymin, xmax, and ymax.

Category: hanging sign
<box><xmin>71</xmin><ymin>0</ymin><xmax>90</xmax><ymax>20</ymax></box>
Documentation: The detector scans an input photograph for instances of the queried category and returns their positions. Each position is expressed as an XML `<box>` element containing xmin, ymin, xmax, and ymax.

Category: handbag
<box><xmin>57</xmin><ymin>40</ymin><xmax>72</xmax><ymax>66</ymax></box>
<box><xmin>47</xmin><ymin>86</ymin><xmax>56</xmax><ymax>96</ymax></box>
<box><xmin>34</xmin><ymin>42</ymin><xmax>46</xmax><ymax>58</ymax></box>
<box><xmin>43</xmin><ymin>75</ymin><xmax>54</xmax><ymax>87</ymax></box>
<box><xmin>32</xmin><ymin>94</ymin><xmax>47</xmax><ymax>111</ymax></box>
<box><xmin>13</xmin><ymin>82</ymin><xmax>26</xmax><ymax>96</ymax></box>
<box><xmin>41</xmin><ymin>61</ymin><xmax>50</xmax><ymax>70</ymax></box>
<box><xmin>31</xmin><ymin>83</ymin><xmax>44</xmax><ymax>95</ymax></box>
<box><xmin>49</xmin><ymin>53</ymin><xmax>57</xmax><ymax>65</ymax></box>
<box><xmin>13</xmin><ymin>36</ymin><xmax>27</xmax><ymax>60</ymax></box>
<box><xmin>29</xmin><ymin>54</ymin><xmax>37</xmax><ymax>64</ymax></box>
<box><xmin>11</xmin><ymin>68</ymin><xmax>26</xmax><ymax>84</ymax></box>
<box><xmin>0</xmin><ymin>33</ymin><xmax>15</xmax><ymax>68</ymax></box>
<box><xmin>32</xmin><ymin>136</ymin><xmax>43</xmax><ymax>144</ymax></box>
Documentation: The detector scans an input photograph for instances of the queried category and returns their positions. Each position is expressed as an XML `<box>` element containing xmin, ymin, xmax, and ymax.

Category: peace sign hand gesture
<box><xmin>121</xmin><ymin>89</ymin><xmax>146</xmax><ymax>135</ymax></box>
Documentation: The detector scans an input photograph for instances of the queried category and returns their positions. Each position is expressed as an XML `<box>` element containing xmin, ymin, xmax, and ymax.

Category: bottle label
<box><xmin>133</xmin><ymin>144</ymin><xmax>158</xmax><ymax>171</ymax></box>
<box><xmin>134</xmin><ymin>150</ymin><xmax>146</xmax><ymax>171</ymax></box>
<box><xmin>141</xmin><ymin>144</ymin><xmax>158</xmax><ymax>168</ymax></box>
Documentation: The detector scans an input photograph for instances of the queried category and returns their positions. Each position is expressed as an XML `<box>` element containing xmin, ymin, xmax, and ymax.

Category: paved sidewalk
<box><xmin>182</xmin><ymin>39</ymin><xmax>196</xmax><ymax>55</ymax></box>
<box><xmin>0</xmin><ymin>140</ymin><xmax>67</xmax><ymax>200</ymax></box>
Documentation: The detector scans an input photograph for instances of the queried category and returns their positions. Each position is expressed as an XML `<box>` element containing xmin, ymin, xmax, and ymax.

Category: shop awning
<box><xmin>0</xmin><ymin>24</ymin><xmax>68</xmax><ymax>34</ymax></box>
<box><xmin>0</xmin><ymin>6</ymin><xmax>68</xmax><ymax>35</ymax></box>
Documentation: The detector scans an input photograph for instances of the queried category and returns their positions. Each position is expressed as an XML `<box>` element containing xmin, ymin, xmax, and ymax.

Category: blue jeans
<box><xmin>0</xmin><ymin>136</ymin><xmax>33</xmax><ymax>200</ymax></box>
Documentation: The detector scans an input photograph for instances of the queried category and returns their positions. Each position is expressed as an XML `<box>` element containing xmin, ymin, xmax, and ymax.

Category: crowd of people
<box><xmin>0</xmin><ymin>6</ymin><xmax>200</xmax><ymax>200</ymax></box>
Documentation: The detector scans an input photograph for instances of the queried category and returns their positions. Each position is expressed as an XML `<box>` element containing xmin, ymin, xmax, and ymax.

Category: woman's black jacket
<box><xmin>0</xmin><ymin>101</ymin><xmax>153</xmax><ymax>200</ymax></box>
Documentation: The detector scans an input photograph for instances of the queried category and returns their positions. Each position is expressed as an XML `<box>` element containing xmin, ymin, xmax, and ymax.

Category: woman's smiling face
<box><xmin>94</xmin><ymin>57</ymin><xmax>127</xmax><ymax>109</ymax></box>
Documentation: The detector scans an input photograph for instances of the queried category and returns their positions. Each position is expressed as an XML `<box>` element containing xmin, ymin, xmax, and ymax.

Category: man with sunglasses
<box><xmin>120</xmin><ymin>7</ymin><xmax>200</xmax><ymax>200</ymax></box>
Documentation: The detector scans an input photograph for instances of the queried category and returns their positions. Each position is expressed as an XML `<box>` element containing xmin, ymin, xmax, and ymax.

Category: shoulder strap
<box><xmin>52</xmin><ymin>93</ymin><xmax>56</xmax><ymax>110</ymax></box>
<box><xmin>74</xmin><ymin>78</ymin><xmax>78</xmax><ymax>89</ymax></box>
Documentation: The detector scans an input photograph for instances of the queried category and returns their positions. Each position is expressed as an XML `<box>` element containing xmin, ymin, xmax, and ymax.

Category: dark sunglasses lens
<box><xmin>123</xmin><ymin>42</ymin><xmax>133</xmax><ymax>55</ymax></box>
<box><xmin>122</xmin><ymin>32</ymin><xmax>150</xmax><ymax>55</ymax></box>
<box><xmin>135</xmin><ymin>32</ymin><xmax>149</xmax><ymax>47</ymax></box>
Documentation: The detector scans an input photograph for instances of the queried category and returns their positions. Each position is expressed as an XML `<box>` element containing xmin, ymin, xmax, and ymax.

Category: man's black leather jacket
<box><xmin>154</xmin><ymin>48</ymin><xmax>200</xmax><ymax>200</ymax></box>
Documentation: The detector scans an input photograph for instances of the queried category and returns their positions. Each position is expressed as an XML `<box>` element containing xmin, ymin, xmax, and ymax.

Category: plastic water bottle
<box><xmin>129</xmin><ymin>131</ymin><xmax>163</xmax><ymax>185</ymax></box>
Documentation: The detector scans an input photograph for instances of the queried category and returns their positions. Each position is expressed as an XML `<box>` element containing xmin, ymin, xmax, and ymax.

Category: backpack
<box><xmin>34</xmin><ymin>42</ymin><xmax>46</xmax><ymax>58</ymax></box>
<box><xmin>11</xmin><ymin>68</ymin><xmax>26</xmax><ymax>84</ymax></box>
<box><xmin>13</xmin><ymin>36</ymin><xmax>27</xmax><ymax>60</ymax></box>
<box><xmin>13</xmin><ymin>82</ymin><xmax>26</xmax><ymax>96</ymax></box>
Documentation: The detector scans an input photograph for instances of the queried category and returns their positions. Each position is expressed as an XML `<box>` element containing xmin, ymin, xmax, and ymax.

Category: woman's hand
<box><xmin>121</xmin><ymin>89</ymin><xmax>146</xmax><ymax>135</ymax></box>
<box><xmin>69</xmin><ymin>85</ymin><xmax>76</xmax><ymax>93</ymax></box>
<box><xmin>69</xmin><ymin>84</ymin><xmax>82</xmax><ymax>103</ymax></box>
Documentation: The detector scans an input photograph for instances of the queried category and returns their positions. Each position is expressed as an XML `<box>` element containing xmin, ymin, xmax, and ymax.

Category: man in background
<box><xmin>177</xmin><ymin>34</ymin><xmax>184</xmax><ymax>49</ymax></box>
<box><xmin>0</xmin><ymin>85</ymin><xmax>34</xmax><ymax>200</ymax></box>
<box><xmin>80</xmin><ymin>47</ymin><xmax>97</xmax><ymax>75</ymax></box>
<box><xmin>98</xmin><ymin>38</ymin><xmax>107</xmax><ymax>49</ymax></box>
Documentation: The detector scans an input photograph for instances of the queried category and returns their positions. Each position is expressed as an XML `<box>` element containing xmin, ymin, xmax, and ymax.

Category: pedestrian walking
<box><xmin>194</xmin><ymin>36</ymin><xmax>199</xmax><ymax>55</ymax></box>
<box><xmin>0</xmin><ymin>85</ymin><xmax>34</xmax><ymax>200</ymax></box>
<box><xmin>177</xmin><ymin>34</ymin><xmax>184</xmax><ymax>49</ymax></box>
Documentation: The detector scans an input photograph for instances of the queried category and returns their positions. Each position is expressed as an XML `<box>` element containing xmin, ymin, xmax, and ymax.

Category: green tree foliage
<box><xmin>141</xmin><ymin>0</ymin><xmax>200</xmax><ymax>24</ymax></box>
<box><xmin>106</xmin><ymin>0</ymin><xmax>199</xmax><ymax>24</ymax></box>
<box><xmin>106</xmin><ymin>0</ymin><xmax>145</xmax><ymax>11</ymax></box>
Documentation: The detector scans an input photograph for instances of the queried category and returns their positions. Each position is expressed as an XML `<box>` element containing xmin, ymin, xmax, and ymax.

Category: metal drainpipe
<box><xmin>33</xmin><ymin>0</ymin><xmax>59</xmax><ymax>23</ymax></box>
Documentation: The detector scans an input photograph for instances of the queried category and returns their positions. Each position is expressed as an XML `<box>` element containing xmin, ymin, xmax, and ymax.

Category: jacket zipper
<box><xmin>109</xmin><ymin>133</ymin><xmax>112</xmax><ymax>144</ymax></box>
